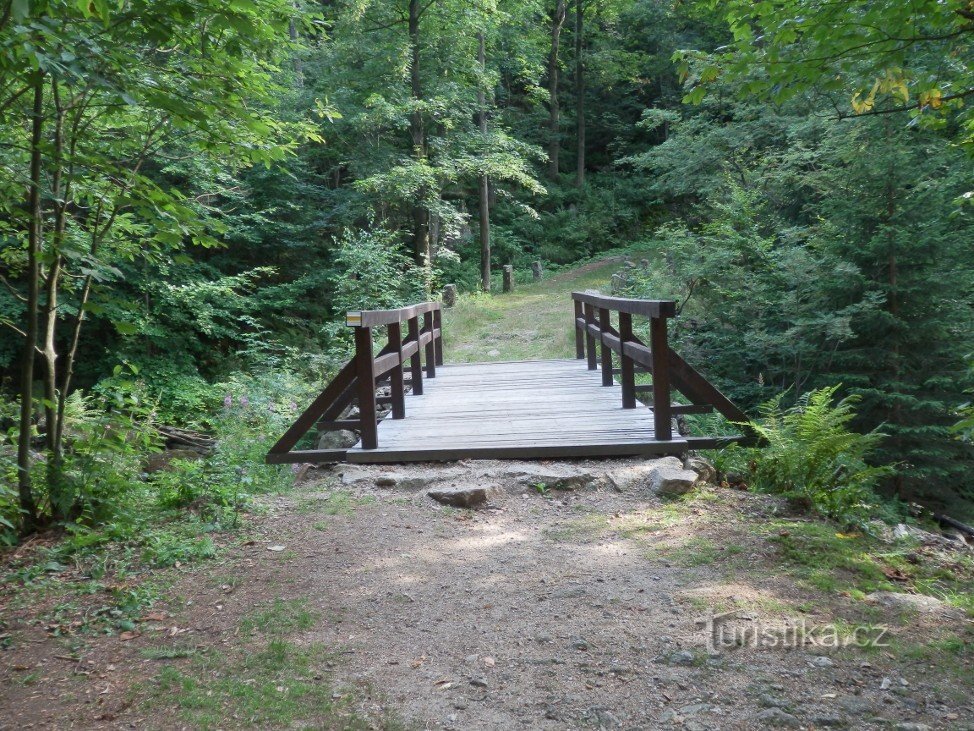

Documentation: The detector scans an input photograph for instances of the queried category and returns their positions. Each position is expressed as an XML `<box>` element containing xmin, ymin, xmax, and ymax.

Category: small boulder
<box><xmin>648</xmin><ymin>461</ymin><xmax>700</xmax><ymax>497</ymax></box>
<box><xmin>865</xmin><ymin>591</ymin><xmax>954</xmax><ymax>615</ymax></box>
<box><xmin>428</xmin><ymin>486</ymin><xmax>488</xmax><ymax>508</ymax></box>
<box><xmin>318</xmin><ymin>430</ymin><xmax>358</xmax><ymax>450</ymax></box>
<box><xmin>608</xmin><ymin>457</ymin><xmax>686</xmax><ymax>493</ymax></box>
<box><xmin>685</xmin><ymin>456</ymin><xmax>717</xmax><ymax>485</ymax></box>
<box><xmin>491</xmin><ymin>463</ymin><xmax>598</xmax><ymax>491</ymax></box>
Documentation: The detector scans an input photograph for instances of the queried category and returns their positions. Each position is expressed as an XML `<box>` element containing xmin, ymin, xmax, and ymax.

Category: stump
<box><xmin>531</xmin><ymin>260</ymin><xmax>543</xmax><ymax>281</ymax></box>
<box><xmin>502</xmin><ymin>265</ymin><xmax>514</xmax><ymax>292</ymax></box>
<box><xmin>442</xmin><ymin>283</ymin><xmax>457</xmax><ymax>307</ymax></box>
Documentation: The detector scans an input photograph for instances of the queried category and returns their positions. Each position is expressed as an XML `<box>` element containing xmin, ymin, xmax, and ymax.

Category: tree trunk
<box><xmin>44</xmin><ymin>81</ymin><xmax>68</xmax><ymax>516</ymax></box>
<box><xmin>17</xmin><ymin>74</ymin><xmax>44</xmax><ymax>533</ymax></box>
<box><xmin>547</xmin><ymin>0</ymin><xmax>567</xmax><ymax>179</ymax></box>
<box><xmin>574</xmin><ymin>0</ymin><xmax>585</xmax><ymax>187</ymax></box>
<box><xmin>409</xmin><ymin>0</ymin><xmax>431</xmax><ymax>268</ymax></box>
<box><xmin>477</xmin><ymin>31</ymin><xmax>491</xmax><ymax>292</ymax></box>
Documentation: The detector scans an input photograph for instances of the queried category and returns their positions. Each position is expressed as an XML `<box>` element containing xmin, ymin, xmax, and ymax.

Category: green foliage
<box><xmin>739</xmin><ymin>386</ymin><xmax>893</xmax><ymax>525</ymax></box>
<box><xmin>680</xmin><ymin>0</ymin><xmax>974</xmax><ymax>148</ymax></box>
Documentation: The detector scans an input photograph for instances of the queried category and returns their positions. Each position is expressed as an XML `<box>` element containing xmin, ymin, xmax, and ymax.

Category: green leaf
<box><xmin>11</xmin><ymin>0</ymin><xmax>29</xmax><ymax>21</ymax></box>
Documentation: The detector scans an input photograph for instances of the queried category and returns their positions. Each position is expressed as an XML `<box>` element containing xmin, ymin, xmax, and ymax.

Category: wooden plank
<box><xmin>354</xmin><ymin>326</ymin><xmax>378</xmax><ymax>449</ymax></box>
<box><xmin>267</xmin><ymin>448</ymin><xmax>348</xmax><ymax>464</ymax></box>
<box><xmin>599</xmin><ymin>307</ymin><xmax>613</xmax><ymax>386</ymax></box>
<box><xmin>650</xmin><ymin>317</ymin><xmax>672</xmax><ymax>440</ymax></box>
<box><xmin>388</xmin><ymin>321</ymin><xmax>406</xmax><ymax>419</ymax></box>
<box><xmin>584</xmin><ymin>304</ymin><xmax>597</xmax><ymax>371</ymax></box>
<box><xmin>407</xmin><ymin>316</ymin><xmax>424</xmax><ymax>396</ymax></box>
<box><xmin>574</xmin><ymin>299</ymin><xmax>585</xmax><ymax>359</ymax></box>
<box><xmin>346</xmin><ymin>301</ymin><xmax>439</xmax><ymax>327</ymax></box>
<box><xmin>571</xmin><ymin>291</ymin><xmax>676</xmax><ymax>319</ymax></box>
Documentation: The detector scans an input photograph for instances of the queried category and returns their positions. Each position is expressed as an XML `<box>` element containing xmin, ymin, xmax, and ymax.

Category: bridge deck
<box><xmin>346</xmin><ymin>359</ymin><xmax>688</xmax><ymax>463</ymax></box>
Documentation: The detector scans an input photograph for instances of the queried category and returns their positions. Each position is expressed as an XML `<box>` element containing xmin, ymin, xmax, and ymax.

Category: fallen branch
<box><xmin>933</xmin><ymin>513</ymin><xmax>974</xmax><ymax>540</ymax></box>
<box><xmin>156</xmin><ymin>425</ymin><xmax>215</xmax><ymax>451</ymax></box>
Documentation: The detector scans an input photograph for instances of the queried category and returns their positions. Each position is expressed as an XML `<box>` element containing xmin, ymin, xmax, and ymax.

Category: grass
<box><xmin>658</xmin><ymin>537</ymin><xmax>746</xmax><ymax>567</ymax></box>
<box><xmin>147</xmin><ymin>640</ymin><xmax>373</xmax><ymax>730</ymax></box>
<box><xmin>296</xmin><ymin>490</ymin><xmax>376</xmax><ymax>516</ymax></box>
<box><xmin>754</xmin><ymin>518</ymin><xmax>974</xmax><ymax>615</ymax></box>
<box><xmin>240</xmin><ymin>598</ymin><xmax>317</xmax><ymax>635</ymax></box>
<box><xmin>140</xmin><ymin>594</ymin><xmax>406</xmax><ymax>729</ymax></box>
<box><xmin>442</xmin><ymin>259</ymin><xmax>621</xmax><ymax>362</ymax></box>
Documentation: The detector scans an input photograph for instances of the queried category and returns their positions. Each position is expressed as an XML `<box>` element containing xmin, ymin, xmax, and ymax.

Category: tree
<box><xmin>680</xmin><ymin>0</ymin><xmax>974</xmax><ymax>148</ymax></box>
<box><xmin>546</xmin><ymin>0</ymin><xmax>567</xmax><ymax>179</ymax></box>
<box><xmin>477</xmin><ymin>30</ymin><xmax>492</xmax><ymax>291</ymax></box>
<box><xmin>0</xmin><ymin>0</ymin><xmax>310</xmax><ymax>531</ymax></box>
<box><xmin>573</xmin><ymin>0</ymin><xmax>585</xmax><ymax>187</ymax></box>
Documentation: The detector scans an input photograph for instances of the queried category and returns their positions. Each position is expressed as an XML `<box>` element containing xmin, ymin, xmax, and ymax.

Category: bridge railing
<box><xmin>571</xmin><ymin>291</ymin><xmax>750</xmax><ymax>448</ymax></box>
<box><xmin>266</xmin><ymin>301</ymin><xmax>442</xmax><ymax>463</ymax></box>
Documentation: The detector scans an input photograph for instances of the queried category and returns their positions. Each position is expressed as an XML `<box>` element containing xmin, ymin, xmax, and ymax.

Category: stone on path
<box><xmin>607</xmin><ymin>457</ymin><xmax>700</xmax><ymax>496</ymax></box>
<box><xmin>428</xmin><ymin>486</ymin><xmax>488</xmax><ymax>508</ymax></box>
<box><xmin>865</xmin><ymin>591</ymin><xmax>955</xmax><ymax>614</ymax></box>
<box><xmin>685</xmin><ymin>455</ymin><xmax>717</xmax><ymax>485</ymax></box>
<box><xmin>483</xmin><ymin>463</ymin><xmax>599</xmax><ymax>491</ymax></box>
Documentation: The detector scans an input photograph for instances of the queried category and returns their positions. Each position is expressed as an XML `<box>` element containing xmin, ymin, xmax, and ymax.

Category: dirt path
<box><xmin>5</xmin><ymin>459</ymin><xmax>969</xmax><ymax>730</ymax></box>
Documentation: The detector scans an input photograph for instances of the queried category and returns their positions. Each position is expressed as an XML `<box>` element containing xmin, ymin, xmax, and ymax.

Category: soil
<box><xmin>1</xmin><ymin>458</ymin><xmax>972</xmax><ymax>730</ymax></box>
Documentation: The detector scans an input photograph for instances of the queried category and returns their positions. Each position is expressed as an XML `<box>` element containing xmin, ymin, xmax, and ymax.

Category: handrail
<box><xmin>266</xmin><ymin>300</ymin><xmax>443</xmax><ymax>463</ymax></box>
<box><xmin>571</xmin><ymin>291</ymin><xmax>749</xmax><ymax>447</ymax></box>
<box><xmin>571</xmin><ymin>291</ymin><xmax>677</xmax><ymax>319</ymax></box>
<box><xmin>349</xmin><ymin>301</ymin><xmax>442</xmax><ymax>449</ymax></box>
<box><xmin>346</xmin><ymin>300</ymin><xmax>440</xmax><ymax>327</ymax></box>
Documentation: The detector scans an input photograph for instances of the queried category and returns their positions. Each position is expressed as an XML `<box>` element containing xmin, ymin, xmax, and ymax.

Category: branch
<box><xmin>0</xmin><ymin>273</ymin><xmax>27</xmax><ymax>303</ymax></box>
<box><xmin>834</xmin><ymin>88</ymin><xmax>974</xmax><ymax>119</ymax></box>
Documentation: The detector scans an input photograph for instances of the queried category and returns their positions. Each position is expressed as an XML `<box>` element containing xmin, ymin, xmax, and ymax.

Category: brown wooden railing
<box><xmin>266</xmin><ymin>301</ymin><xmax>442</xmax><ymax>463</ymax></box>
<box><xmin>571</xmin><ymin>291</ymin><xmax>750</xmax><ymax>449</ymax></box>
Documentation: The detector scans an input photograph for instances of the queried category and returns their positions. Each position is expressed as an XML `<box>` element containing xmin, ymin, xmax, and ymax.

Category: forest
<box><xmin>1</xmin><ymin>0</ymin><xmax>973</xmax><ymax>543</ymax></box>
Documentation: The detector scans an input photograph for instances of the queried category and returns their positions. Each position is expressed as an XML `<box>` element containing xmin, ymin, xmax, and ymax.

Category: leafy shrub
<box><xmin>737</xmin><ymin>385</ymin><xmax>893</xmax><ymax>525</ymax></box>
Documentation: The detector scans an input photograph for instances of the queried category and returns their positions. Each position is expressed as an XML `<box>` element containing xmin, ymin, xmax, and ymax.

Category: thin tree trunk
<box><xmin>477</xmin><ymin>31</ymin><xmax>491</xmax><ymax>292</ymax></box>
<box><xmin>408</xmin><ymin>0</ymin><xmax>430</xmax><ymax>268</ymax></box>
<box><xmin>574</xmin><ymin>0</ymin><xmax>585</xmax><ymax>187</ymax></box>
<box><xmin>885</xmin><ymin>138</ymin><xmax>903</xmax><ymax>499</ymax></box>
<box><xmin>44</xmin><ymin>80</ymin><xmax>69</xmax><ymax>515</ymax></box>
<box><xmin>289</xmin><ymin>16</ymin><xmax>303</xmax><ymax>85</ymax></box>
<box><xmin>17</xmin><ymin>73</ymin><xmax>44</xmax><ymax>533</ymax></box>
<box><xmin>547</xmin><ymin>0</ymin><xmax>567</xmax><ymax>179</ymax></box>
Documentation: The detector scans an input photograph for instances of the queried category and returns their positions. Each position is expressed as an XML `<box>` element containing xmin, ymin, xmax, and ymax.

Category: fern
<box><xmin>746</xmin><ymin>385</ymin><xmax>893</xmax><ymax>525</ymax></box>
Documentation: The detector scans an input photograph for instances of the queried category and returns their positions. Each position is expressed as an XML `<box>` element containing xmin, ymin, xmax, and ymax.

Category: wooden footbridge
<box><xmin>266</xmin><ymin>293</ymin><xmax>750</xmax><ymax>464</ymax></box>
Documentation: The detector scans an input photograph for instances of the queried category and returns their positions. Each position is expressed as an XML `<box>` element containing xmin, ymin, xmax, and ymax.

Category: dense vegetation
<box><xmin>1</xmin><ymin>0</ymin><xmax>973</xmax><ymax>543</ymax></box>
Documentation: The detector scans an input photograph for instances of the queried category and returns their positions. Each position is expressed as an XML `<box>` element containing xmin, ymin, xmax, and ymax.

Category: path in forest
<box><xmin>1</xmin><ymin>260</ymin><xmax>971</xmax><ymax>730</ymax></box>
<box><xmin>139</xmin><ymin>462</ymin><xmax>972</xmax><ymax>729</ymax></box>
<box><xmin>442</xmin><ymin>258</ymin><xmax>622</xmax><ymax>363</ymax></box>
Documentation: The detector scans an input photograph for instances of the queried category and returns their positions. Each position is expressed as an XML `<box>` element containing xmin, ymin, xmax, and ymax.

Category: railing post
<box><xmin>650</xmin><ymin>315</ymin><xmax>672</xmax><ymax>440</ymax></box>
<box><xmin>619</xmin><ymin>312</ymin><xmax>636</xmax><ymax>408</ymax></box>
<box><xmin>353</xmin><ymin>325</ymin><xmax>379</xmax><ymax>449</ymax></box>
<box><xmin>584</xmin><ymin>303</ymin><xmax>597</xmax><ymax>371</ymax></box>
<box><xmin>433</xmin><ymin>306</ymin><xmax>444</xmax><ymax>366</ymax></box>
<box><xmin>423</xmin><ymin>310</ymin><xmax>436</xmax><ymax>378</ymax></box>
<box><xmin>598</xmin><ymin>307</ymin><xmax>613</xmax><ymax>386</ymax></box>
<box><xmin>407</xmin><ymin>315</ymin><xmax>423</xmax><ymax>395</ymax></box>
<box><xmin>387</xmin><ymin>322</ymin><xmax>406</xmax><ymax>419</ymax></box>
<box><xmin>574</xmin><ymin>298</ymin><xmax>585</xmax><ymax>359</ymax></box>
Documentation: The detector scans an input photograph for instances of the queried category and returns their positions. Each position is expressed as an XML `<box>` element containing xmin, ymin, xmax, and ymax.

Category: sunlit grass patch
<box><xmin>752</xmin><ymin>519</ymin><xmax>974</xmax><ymax>615</ymax></box>
<box><xmin>241</xmin><ymin>597</ymin><xmax>317</xmax><ymax>635</ymax></box>
<box><xmin>296</xmin><ymin>490</ymin><xmax>376</xmax><ymax>516</ymax></box>
<box><xmin>656</xmin><ymin>536</ymin><xmax>745</xmax><ymax>567</ymax></box>
<box><xmin>145</xmin><ymin>639</ymin><xmax>374</xmax><ymax>730</ymax></box>
<box><xmin>442</xmin><ymin>260</ymin><xmax>620</xmax><ymax>362</ymax></box>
